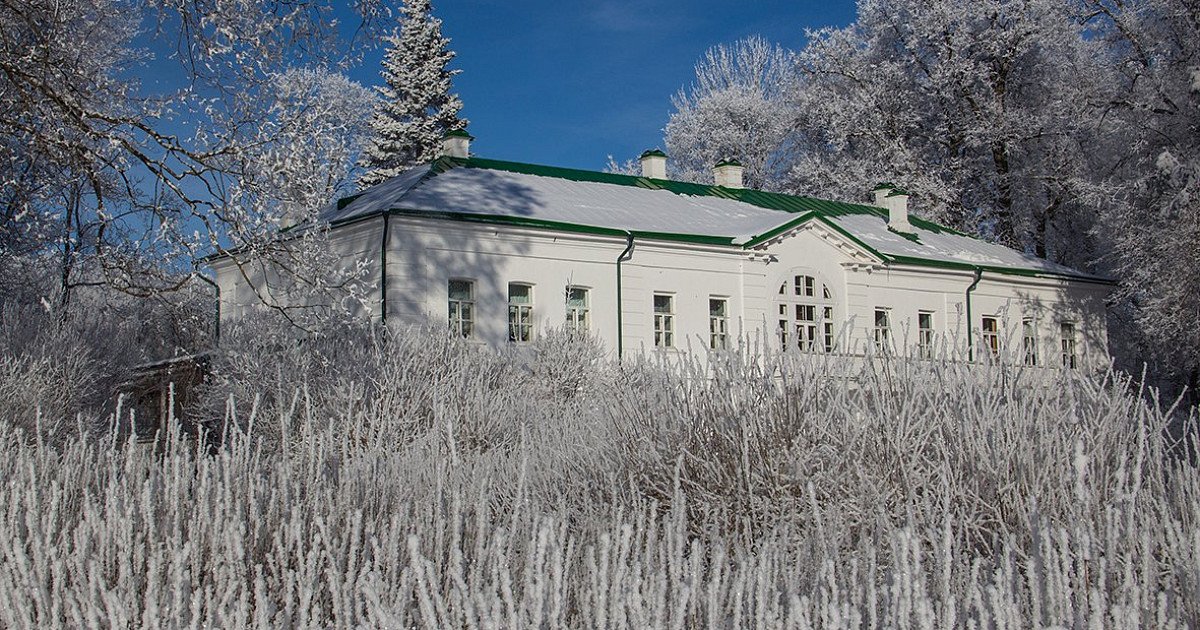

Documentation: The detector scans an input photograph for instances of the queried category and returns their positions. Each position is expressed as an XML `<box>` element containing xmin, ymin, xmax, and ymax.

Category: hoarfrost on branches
<box><xmin>0</xmin><ymin>0</ymin><xmax>396</xmax><ymax>325</ymax></box>
<box><xmin>664</xmin><ymin>36</ymin><xmax>794</xmax><ymax>190</ymax></box>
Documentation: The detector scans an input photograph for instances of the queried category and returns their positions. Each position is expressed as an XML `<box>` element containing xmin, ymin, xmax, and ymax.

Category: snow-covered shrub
<box><xmin>0</xmin><ymin>330</ymin><xmax>1196</xmax><ymax>627</ymax></box>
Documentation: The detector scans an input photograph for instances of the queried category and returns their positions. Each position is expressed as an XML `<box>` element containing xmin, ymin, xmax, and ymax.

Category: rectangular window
<box><xmin>918</xmin><ymin>311</ymin><xmax>935</xmax><ymax>359</ymax></box>
<box><xmin>1061</xmin><ymin>322</ymin><xmax>1077</xmax><ymax>369</ymax></box>
<box><xmin>448</xmin><ymin>279</ymin><xmax>474</xmax><ymax>338</ymax></box>
<box><xmin>709</xmin><ymin>298</ymin><xmax>729</xmax><ymax>350</ymax></box>
<box><xmin>507</xmin><ymin>283</ymin><xmax>534</xmax><ymax>343</ymax></box>
<box><xmin>1022</xmin><ymin>319</ymin><xmax>1038</xmax><ymax>366</ymax></box>
<box><xmin>982</xmin><ymin>316</ymin><xmax>1000</xmax><ymax>360</ymax></box>
<box><xmin>795</xmin><ymin>303</ymin><xmax>817</xmax><ymax>350</ymax></box>
<box><xmin>566</xmin><ymin>286</ymin><xmax>589</xmax><ymax>334</ymax></box>
<box><xmin>778</xmin><ymin>303</ymin><xmax>789</xmax><ymax>348</ymax></box>
<box><xmin>653</xmin><ymin>294</ymin><xmax>674</xmax><ymax>348</ymax></box>
<box><xmin>823</xmin><ymin>306</ymin><xmax>835</xmax><ymax>353</ymax></box>
<box><xmin>873</xmin><ymin>308</ymin><xmax>891</xmax><ymax>353</ymax></box>
<box><xmin>794</xmin><ymin>275</ymin><xmax>815</xmax><ymax>298</ymax></box>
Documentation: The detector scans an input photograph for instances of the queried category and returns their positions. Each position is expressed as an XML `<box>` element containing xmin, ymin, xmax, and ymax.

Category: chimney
<box><xmin>713</xmin><ymin>158</ymin><xmax>744</xmax><ymax>189</ymax></box>
<box><xmin>872</xmin><ymin>182</ymin><xmax>894</xmax><ymax>207</ymax></box>
<box><xmin>441</xmin><ymin>129</ymin><xmax>473</xmax><ymax>159</ymax></box>
<box><xmin>885</xmin><ymin>187</ymin><xmax>912</xmax><ymax>233</ymax></box>
<box><xmin>639</xmin><ymin>149</ymin><xmax>668</xmax><ymax>179</ymax></box>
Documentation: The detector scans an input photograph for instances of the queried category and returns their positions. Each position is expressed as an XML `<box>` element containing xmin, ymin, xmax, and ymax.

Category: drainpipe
<box><xmin>192</xmin><ymin>272</ymin><xmax>220</xmax><ymax>343</ymax></box>
<box><xmin>616</xmin><ymin>232</ymin><xmax>635</xmax><ymax>361</ymax></box>
<box><xmin>380</xmin><ymin>212</ymin><xmax>390</xmax><ymax>323</ymax></box>
<box><xmin>965</xmin><ymin>268</ymin><xmax>982</xmax><ymax>361</ymax></box>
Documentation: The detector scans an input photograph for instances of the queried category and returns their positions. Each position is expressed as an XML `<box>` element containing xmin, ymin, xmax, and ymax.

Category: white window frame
<box><xmin>507</xmin><ymin>282</ymin><xmax>534</xmax><ymax>343</ymax></box>
<box><xmin>873</xmin><ymin>308</ymin><xmax>892</xmax><ymax>353</ymax></box>
<box><xmin>1060</xmin><ymin>322</ymin><xmax>1077</xmax><ymax>369</ymax></box>
<box><xmin>653</xmin><ymin>293</ymin><xmax>675</xmax><ymax>348</ymax></box>
<box><xmin>448</xmin><ymin>279</ymin><xmax>475</xmax><ymax>338</ymax></box>
<box><xmin>1022</xmin><ymin>318</ymin><xmax>1039</xmax><ymax>366</ymax></box>
<box><xmin>565</xmin><ymin>286</ymin><xmax>589</xmax><ymax>335</ymax></box>
<box><xmin>777</xmin><ymin>274</ymin><xmax>836</xmax><ymax>352</ymax></box>
<box><xmin>709</xmin><ymin>297</ymin><xmax>730</xmax><ymax>350</ymax></box>
<box><xmin>917</xmin><ymin>311</ymin><xmax>935</xmax><ymax>359</ymax></box>
<box><xmin>981</xmin><ymin>316</ymin><xmax>1001</xmax><ymax>360</ymax></box>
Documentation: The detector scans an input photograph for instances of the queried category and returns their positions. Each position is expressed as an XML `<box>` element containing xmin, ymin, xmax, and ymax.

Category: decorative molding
<box><xmin>842</xmin><ymin>261</ymin><xmax>885</xmax><ymax>273</ymax></box>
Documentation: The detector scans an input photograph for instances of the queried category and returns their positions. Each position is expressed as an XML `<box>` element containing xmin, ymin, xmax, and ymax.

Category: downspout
<box><xmin>380</xmin><ymin>212</ymin><xmax>390</xmax><ymax>323</ymax></box>
<box><xmin>965</xmin><ymin>268</ymin><xmax>982</xmax><ymax>361</ymax></box>
<box><xmin>192</xmin><ymin>272</ymin><xmax>220</xmax><ymax>343</ymax></box>
<box><xmin>616</xmin><ymin>232</ymin><xmax>635</xmax><ymax>362</ymax></box>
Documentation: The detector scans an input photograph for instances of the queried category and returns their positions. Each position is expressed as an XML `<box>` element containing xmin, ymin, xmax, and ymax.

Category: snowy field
<box><xmin>0</xmin><ymin>326</ymin><xmax>1197</xmax><ymax>628</ymax></box>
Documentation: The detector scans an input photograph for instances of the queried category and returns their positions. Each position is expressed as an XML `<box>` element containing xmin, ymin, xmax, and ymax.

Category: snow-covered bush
<box><xmin>0</xmin><ymin>327</ymin><xmax>1196</xmax><ymax>627</ymax></box>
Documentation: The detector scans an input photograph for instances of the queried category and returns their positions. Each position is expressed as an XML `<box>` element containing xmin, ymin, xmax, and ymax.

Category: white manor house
<box><xmin>212</xmin><ymin>133</ymin><xmax>1112</xmax><ymax>366</ymax></box>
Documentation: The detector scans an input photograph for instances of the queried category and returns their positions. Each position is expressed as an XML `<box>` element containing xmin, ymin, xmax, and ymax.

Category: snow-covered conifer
<box><xmin>358</xmin><ymin>0</ymin><xmax>467</xmax><ymax>187</ymax></box>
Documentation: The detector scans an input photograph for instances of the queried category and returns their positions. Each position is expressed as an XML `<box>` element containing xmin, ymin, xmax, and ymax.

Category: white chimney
<box><xmin>885</xmin><ymin>188</ymin><xmax>912</xmax><ymax>233</ymax></box>
<box><xmin>441</xmin><ymin>129</ymin><xmax>473</xmax><ymax>158</ymax></box>
<box><xmin>713</xmin><ymin>158</ymin><xmax>744</xmax><ymax>189</ymax></box>
<box><xmin>872</xmin><ymin>182</ymin><xmax>894</xmax><ymax>207</ymax></box>
<box><xmin>639</xmin><ymin>149</ymin><xmax>667</xmax><ymax>179</ymax></box>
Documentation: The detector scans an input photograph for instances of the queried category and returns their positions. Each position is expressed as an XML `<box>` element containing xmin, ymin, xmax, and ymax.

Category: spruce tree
<box><xmin>358</xmin><ymin>0</ymin><xmax>466</xmax><ymax>187</ymax></box>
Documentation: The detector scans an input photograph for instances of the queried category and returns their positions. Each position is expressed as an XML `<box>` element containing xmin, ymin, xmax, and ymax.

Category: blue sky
<box><xmin>345</xmin><ymin>1</ymin><xmax>859</xmax><ymax>171</ymax></box>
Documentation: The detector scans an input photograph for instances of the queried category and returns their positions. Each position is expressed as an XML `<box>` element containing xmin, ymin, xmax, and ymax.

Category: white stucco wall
<box><xmin>213</xmin><ymin>215</ymin><xmax>1111</xmax><ymax>368</ymax></box>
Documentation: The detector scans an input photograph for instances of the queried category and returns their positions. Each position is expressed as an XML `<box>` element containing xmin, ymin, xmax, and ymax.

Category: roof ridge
<box><xmin>449</xmin><ymin>156</ymin><xmax>900</xmax><ymax>218</ymax></box>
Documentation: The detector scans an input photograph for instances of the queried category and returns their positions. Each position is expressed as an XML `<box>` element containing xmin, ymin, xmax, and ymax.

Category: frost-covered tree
<box><xmin>787</xmin><ymin>0</ymin><xmax>1110</xmax><ymax>263</ymax></box>
<box><xmin>0</xmin><ymin>0</ymin><xmax>395</xmax><ymax>310</ymax></box>
<box><xmin>245</xmin><ymin>68</ymin><xmax>378</xmax><ymax>227</ymax></box>
<box><xmin>358</xmin><ymin>0</ymin><xmax>467</xmax><ymax>187</ymax></box>
<box><xmin>1085</xmin><ymin>0</ymin><xmax>1200</xmax><ymax>398</ymax></box>
<box><xmin>213</xmin><ymin>67</ymin><xmax>380</xmax><ymax>331</ymax></box>
<box><xmin>664</xmin><ymin>37</ymin><xmax>795</xmax><ymax>190</ymax></box>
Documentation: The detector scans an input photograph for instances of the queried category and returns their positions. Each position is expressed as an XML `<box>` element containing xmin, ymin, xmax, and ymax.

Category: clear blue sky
<box><xmin>346</xmin><ymin>1</ymin><xmax>859</xmax><ymax>171</ymax></box>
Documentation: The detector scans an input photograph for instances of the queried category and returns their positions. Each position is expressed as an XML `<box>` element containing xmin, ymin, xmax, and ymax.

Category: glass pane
<box><xmin>710</xmin><ymin>299</ymin><xmax>726</xmax><ymax>318</ymax></box>
<box><xmin>919</xmin><ymin>312</ymin><xmax>932</xmax><ymax>329</ymax></box>
<box><xmin>449</xmin><ymin>280</ymin><xmax>472</xmax><ymax>300</ymax></box>
<box><xmin>654</xmin><ymin>295</ymin><xmax>672</xmax><ymax>313</ymax></box>
<box><xmin>567</xmin><ymin>287</ymin><xmax>587</xmax><ymax>307</ymax></box>
<box><xmin>509</xmin><ymin>284</ymin><xmax>531</xmax><ymax>304</ymax></box>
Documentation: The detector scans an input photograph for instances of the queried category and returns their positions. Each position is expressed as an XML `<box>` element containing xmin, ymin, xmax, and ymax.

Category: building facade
<box><xmin>211</xmin><ymin>137</ymin><xmax>1112</xmax><ymax>367</ymax></box>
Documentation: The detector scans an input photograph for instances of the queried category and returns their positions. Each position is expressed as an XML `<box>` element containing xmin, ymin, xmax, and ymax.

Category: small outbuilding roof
<box><xmin>324</xmin><ymin>156</ymin><xmax>1109</xmax><ymax>283</ymax></box>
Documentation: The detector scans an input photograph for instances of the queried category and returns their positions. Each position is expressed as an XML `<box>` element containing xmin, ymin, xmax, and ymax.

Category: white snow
<box><xmin>329</xmin><ymin>163</ymin><xmax>794</xmax><ymax>240</ymax></box>
<box><xmin>328</xmin><ymin>161</ymin><xmax>1101</xmax><ymax>279</ymax></box>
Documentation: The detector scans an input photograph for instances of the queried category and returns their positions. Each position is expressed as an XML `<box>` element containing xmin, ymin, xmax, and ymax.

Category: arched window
<box><xmin>776</xmin><ymin>273</ymin><xmax>837</xmax><ymax>352</ymax></box>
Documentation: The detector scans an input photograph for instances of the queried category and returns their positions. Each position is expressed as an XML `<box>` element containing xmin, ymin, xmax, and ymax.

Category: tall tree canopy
<box><xmin>358</xmin><ymin>0</ymin><xmax>467</xmax><ymax>187</ymax></box>
<box><xmin>664</xmin><ymin>37</ymin><xmax>794</xmax><ymax>191</ymax></box>
<box><xmin>0</xmin><ymin>0</ymin><xmax>388</xmax><ymax>326</ymax></box>
<box><xmin>1082</xmin><ymin>0</ymin><xmax>1200</xmax><ymax>395</ymax></box>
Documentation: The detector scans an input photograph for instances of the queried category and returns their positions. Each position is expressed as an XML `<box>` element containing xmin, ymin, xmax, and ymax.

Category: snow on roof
<box><xmin>826</xmin><ymin>213</ymin><xmax>1102</xmax><ymax>280</ymax></box>
<box><xmin>326</xmin><ymin>157</ymin><xmax>1107</xmax><ymax>282</ymax></box>
<box><xmin>326</xmin><ymin>159</ymin><xmax>794</xmax><ymax>241</ymax></box>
